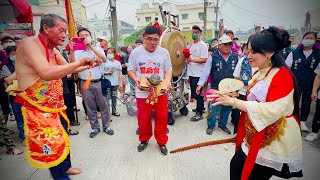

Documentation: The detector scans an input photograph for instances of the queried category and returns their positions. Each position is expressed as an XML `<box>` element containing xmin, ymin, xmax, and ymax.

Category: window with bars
<box><xmin>145</xmin><ymin>16</ymin><xmax>151</xmax><ymax>23</ymax></box>
<box><xmin>198</xmin><ymin>12</ymin><xmax>204</xmax><ymax>20</ymax></box>
<box><xmin>182</xmin><ymin>14</ymin><xmax>188</xmax><ymax>20</ymax></box>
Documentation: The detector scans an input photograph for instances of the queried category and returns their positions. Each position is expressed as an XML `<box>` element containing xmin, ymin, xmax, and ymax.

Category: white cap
<box><xmin>97</xmin><ymin>37</ymin><xmax>108</xmax><ymax>42</ymax></box>
<box><xmin>219</xmin><ymin>35</ymin><xmax>232</xmax><ymax>44</ymax></box>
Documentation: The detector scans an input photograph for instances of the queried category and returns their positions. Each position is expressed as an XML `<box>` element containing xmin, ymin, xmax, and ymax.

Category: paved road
<box><xmin>0</xmin><ymin>97</ymin><xmax>319</xmax><ymax>180</ymax></box>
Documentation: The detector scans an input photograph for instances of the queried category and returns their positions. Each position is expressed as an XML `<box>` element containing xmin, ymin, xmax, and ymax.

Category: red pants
<box><xmin>136</xmin><ymin>94</ymin><xmax>168</xmax><ymax>145</ymax></box>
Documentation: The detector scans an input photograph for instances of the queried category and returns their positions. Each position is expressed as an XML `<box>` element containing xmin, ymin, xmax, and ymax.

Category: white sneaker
<box><xmin>300</xmin><ymin>122</ymin><xmax>309</xmax><ymax>132</ymax></box>
<box><xmin>305</xmin><ymin>132</ymin><xmax>319</xmax><ymax>142</ymax></box>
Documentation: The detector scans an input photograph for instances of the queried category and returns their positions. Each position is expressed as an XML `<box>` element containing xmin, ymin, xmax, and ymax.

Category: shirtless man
<box><xmin>15</xmin><ymin>14</ymin><xmax>100</xmax><ymax>180</ymax></box>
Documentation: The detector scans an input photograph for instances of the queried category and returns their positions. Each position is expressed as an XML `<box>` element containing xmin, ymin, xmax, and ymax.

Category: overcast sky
<box><xmin>83</xmin><ymin>0</ymin><xmax>320</xmax><ymax>31</ymax></box>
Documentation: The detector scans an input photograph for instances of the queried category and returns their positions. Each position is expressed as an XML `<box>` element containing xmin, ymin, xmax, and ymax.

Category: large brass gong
<box><xmin>160</xmin><ymin>30</ymin><xmax>187</xmax><ymax>77</ymax></box>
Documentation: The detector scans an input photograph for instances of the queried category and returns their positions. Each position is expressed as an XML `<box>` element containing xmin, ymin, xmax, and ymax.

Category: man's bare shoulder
<box><xmin>19</xmin><ymin>36</ymin><xmax>39</xmax><ymax>49</ymax></box>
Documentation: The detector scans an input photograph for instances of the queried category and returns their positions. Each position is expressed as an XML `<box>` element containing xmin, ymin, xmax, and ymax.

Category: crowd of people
<box><xmin>0</xmin><ymin>13</ymin><xmax>319</xmax><ymax>180</ymax></box>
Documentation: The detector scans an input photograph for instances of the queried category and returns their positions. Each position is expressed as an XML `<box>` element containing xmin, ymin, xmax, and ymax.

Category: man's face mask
<box><xmin>192</xmin><ymin>34</ymin><xmax>199</xmax><ymax>40</ymax></box>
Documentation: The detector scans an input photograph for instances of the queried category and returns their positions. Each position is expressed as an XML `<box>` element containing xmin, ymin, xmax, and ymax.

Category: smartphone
<box><xmin>219</xmin><ymin>19</ymin><xmax>224</xmax><ymax>26</ymax></box>
<box><xmin>71</xmin><ymin>37</ymin><xmax>86</xmax><ymax>51</ymax></box>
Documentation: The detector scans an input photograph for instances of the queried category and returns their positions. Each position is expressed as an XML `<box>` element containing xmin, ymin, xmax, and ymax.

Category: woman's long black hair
<box><xmin>248</xmin><ymin>26</ymin><xmax>300</xmax><ymax>120</ymax></box>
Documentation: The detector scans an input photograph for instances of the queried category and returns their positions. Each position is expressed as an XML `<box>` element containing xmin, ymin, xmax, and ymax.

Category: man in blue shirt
<box><xmin>197</xmin><ymin>35</ymin><xmax>239</xmax><ymax>135</ymax></box>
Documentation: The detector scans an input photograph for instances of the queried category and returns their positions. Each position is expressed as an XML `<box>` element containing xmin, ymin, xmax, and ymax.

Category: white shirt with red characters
<box><xmin>187</xmin><ymin>40</ymin><xmax>208</xmax><ymax>77</ymax></box>
<box><xmin>128</xmin><ymin>46</ymin><xmax>172</xmax><ymax>98</ymax></box>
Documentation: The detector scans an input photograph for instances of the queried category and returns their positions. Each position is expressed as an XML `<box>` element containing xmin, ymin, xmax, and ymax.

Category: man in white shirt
<box><xmin>128</xmin><ymin>26</ymin><xmax>172</xmax><ymax>155</ymax></box>
<box><xmin>74</xmin><ymin>28</ymin><xmax>112</xmax><ymax>138</ymax></box>
<box><xmin>187</xmin><ymin>25</ymin><xmax>208</xmax><ymax>122</ymax></box>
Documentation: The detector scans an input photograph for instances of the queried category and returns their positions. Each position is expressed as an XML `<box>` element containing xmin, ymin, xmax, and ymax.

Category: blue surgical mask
<box><xmin>9</xmin><ymin>56</ymin><xmax>16</xmax><ymax>62</ymax></box>
<box><xmin>107</xmin><ymin>54</ymin><xmax>114</xmax><ymax>60</ymax></box>
<box><xmin>302</xmin><ymin>39</ymin><xmax>315</xmax><ymax>47</ymax></box>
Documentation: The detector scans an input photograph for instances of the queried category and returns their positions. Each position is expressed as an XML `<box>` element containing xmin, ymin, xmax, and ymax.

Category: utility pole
<box><xmin>203</xmin><ymin>0</ymin><xmax>208</xmax><ymax>41</ymax></box>
<box><xmin>214</xmin><ymin>0</ymin><xmax>219</xmax><ymax>29</ymax></box>
<box><xmin>109</xmin><ymin>0</ymin><xmax>118</xmax><ymax>50</ymax></box>
<box><xmin>159</xmin><ymin>4</ymin><xmax>167</xmax><ymax>26</ymax></box>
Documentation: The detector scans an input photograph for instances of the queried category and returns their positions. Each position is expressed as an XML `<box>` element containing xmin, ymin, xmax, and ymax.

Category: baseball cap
<box><xmin>97</xmin><ymin>37</ymin><xmax>108</xmax><ymax>42</ymax></box>
<box><xmin>135</xmin><ymin>39</ymin><xmax>143</xmax><ymax>44</ymax></box>
<box><xmin>192</xmin><ymin>25</ymin><xmax>202</xmax><ymax>32</ymax></box>
<box><xmin>219</xmin><ymin>35</ymin><xmax>233</xmax><ymax>44</ymax></box>
<box><xmin>0</xmin><ymin>33</ymin><xmax>14</xmax><ymax>42</ymax></box>
<box><xmin>226</xmin><ymin>30</ymin><xmax>234</xmax><ymax>35</ymax></box>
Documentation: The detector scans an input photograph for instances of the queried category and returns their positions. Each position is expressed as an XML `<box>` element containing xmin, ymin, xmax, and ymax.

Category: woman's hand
<box><xmin>118</xmin><ymin>84</ymin><xmax>123</xmax><ymax>91</ymax></box>
<box><xmin>206</xmin><ymin>90</ymin><xmax>235</xmax><ymax>107</ymax></box>
<box><xmin>311</xmin><ymin>91</ymin><xmax>318</xmax><ymax>101</ymax></box>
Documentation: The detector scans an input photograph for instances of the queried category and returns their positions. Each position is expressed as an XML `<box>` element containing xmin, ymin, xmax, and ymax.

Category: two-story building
<box><xmin>136</xmin><ymin>2</ymin><xmax>216</xmax><ymax>42</ymax></box>
<box><xmin>27</xmin><ymin>0</ymin><xmax>88</xmax><ymax>35</ymax></box>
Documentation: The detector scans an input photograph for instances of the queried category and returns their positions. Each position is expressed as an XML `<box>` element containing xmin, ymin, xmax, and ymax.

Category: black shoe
<box><xmin>159</xmin><ymin>145</ymin><xmax>168</xmax><ymax>155</ymax></box>
<box><xmin>192</xmin><ymin>108</ymin><xmax>205</xmax><ymax>113</ymax></box>
<box><xmin>206</xmin><ymin>128</ymin><xmax>214</xmax><ymax>135</ymax></box>
<box><xmin>112</xmin><ymin>112</ymin><xmax>120</xmax><ymax>117</ymax></box>
<box><xmin>138</xmin><ymin>141</ymin><xmax>148</xmax><ymax>152</ymax></box>
<box><xmin>71</xmin><ymin>121</ymin><xmax>80</xmax><ymax>126</ymax></box>
<box><xmin>190</xmin><ymin>113</ymin><xmax>203</xmax><ymax>122</ymax></box>
<box><xmin>218</xmin><ymin>126</ymin><xmax>231</xmax><ymax>135</ymax></box>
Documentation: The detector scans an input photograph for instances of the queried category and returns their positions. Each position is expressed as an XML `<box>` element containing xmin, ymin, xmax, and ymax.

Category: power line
<box><xmin>118</xmin><ymin>0</ymin><xmax>140</xmax><ymax>6</ymax></box>
<box><xmin>82</xmin><ymin>0</ymin><xmax>106</xmax><ymax>7</ymax></box>
<box><xmin>219</xmin><ymin>12</ymin><xmax>247</xmax><ymax>29</ymax></box>
<box><xmin>225</xmin><ymin>0</ymin><xmax>275</xmax><ymax>19</ymax></box>
<box><xmin>220</xmin><ymin>0</ymin><xmax>226</xmax><ymax>11</ymax></box>
<box><xmin>99</xmin><ymin>3</ymin><xmax>110</xmax><ymax>29</ymax></box>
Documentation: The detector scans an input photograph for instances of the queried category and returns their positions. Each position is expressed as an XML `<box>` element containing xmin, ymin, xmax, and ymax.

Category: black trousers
<box><xmin>63</xmin><ymin>93</ymin><xmax>76</xmax><ymax>123</ymax></box>
<box><xmin>312</xmin><ymin>99</ymin><xmax>320</xmax><ymax>133</ymax></box>
<box><xmin>300</xmin><ymin>89</ymin><xmax>312</xmax><ymax>122</ymax></box>
<box><xmin>231</xmin><ymin>94</ymin><xmax>245</xmax><ymax>134</ymax></box>
<box><xmin>49</xmin><ymin>116</ymin><xmax>71</xmax><ymax>180</ymax></box>
<box><xmin>231</xmin><ymin>148</ymin><xmax>275</xmax><ymax>180</ymax></box>
<box><xmin>189</xmin><ymin>76</ymin><xmax>204</xmax><ymax>115</ymax></box>
<box><xmin>0</xmin><ymin>91</ymin><xmax>10</xmax><ymax>114</ymax></box>
<box><xmin>230</xmin><ymin>148</ymin><xmax>303</xmax><ymax>180</ymax></box>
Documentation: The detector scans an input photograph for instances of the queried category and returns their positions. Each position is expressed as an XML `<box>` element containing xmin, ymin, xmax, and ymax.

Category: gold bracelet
<box><xmin>232</xmin><ymin>98</ymin><xmax>237</xmax><ymax>109</ymax></box>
